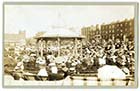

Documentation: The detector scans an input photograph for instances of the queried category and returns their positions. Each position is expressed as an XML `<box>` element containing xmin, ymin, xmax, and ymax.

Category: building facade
<box><xmin>4</xmin><ymin>31</ymin><xmax>26</xmax><ymax>47</ymax></box>
<box><xmin>81</xmin><ymin>18</ymin><xmax>134</xmax><ymax>42</ymax></box>
<box><xmin>81</xmin><ymin>25</ymin><xmax>100</xmax><ymax>41</ymax></box>
<box><xmin>101</xmin><ymin>18</ymin><xmax>134</xmax><ymax>41</ymax></box>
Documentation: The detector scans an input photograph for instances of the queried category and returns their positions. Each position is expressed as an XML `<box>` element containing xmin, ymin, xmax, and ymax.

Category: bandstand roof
<box><xmin>36</xmin><ymin>28</ymin><xmax>85</xmax><ymax>39</ymax></box>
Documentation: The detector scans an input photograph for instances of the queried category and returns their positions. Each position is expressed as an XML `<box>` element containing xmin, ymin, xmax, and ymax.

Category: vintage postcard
<box><xmin>3</xmin><ymin>2</ymin><xmax>138</xmax><ymax>88</ymax></box>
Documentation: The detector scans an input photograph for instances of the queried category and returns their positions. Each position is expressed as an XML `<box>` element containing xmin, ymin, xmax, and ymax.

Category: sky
<box><xmin>4</xmin><ymin>5</ymin><xmax>134</xmax><ymax>38</ymax></box>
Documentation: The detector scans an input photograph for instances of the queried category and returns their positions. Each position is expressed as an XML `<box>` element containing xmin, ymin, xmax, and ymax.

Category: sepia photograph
<box><xmin>3</xmin><ymin>2</ymin><xmax>138</xmax><ymax>88</ymax></box>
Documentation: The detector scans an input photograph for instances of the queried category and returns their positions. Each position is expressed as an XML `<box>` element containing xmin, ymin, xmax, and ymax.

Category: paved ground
<box><xmin>3</xmin><ymin>75</ymin><xmax>135</xmax><ymax>87</ymax></box>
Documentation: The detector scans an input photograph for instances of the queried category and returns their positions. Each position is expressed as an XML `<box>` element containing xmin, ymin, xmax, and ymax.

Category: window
<box><xmin>129</xmin><ymin>22</ymin><xmax>132</xmax><ymax>26</ymax></box>
<box><xmin>109</xmin><ymin>30</ymin><xmax>111</xmax><ymax>33</ymax></box>
<box><xmin>130</xmin><ymin>32</ymin><xmax>132</xmax><ymax>35</ymax></box>
<box><xmin>109</xmin><ymin>25</ymin><xmax>111</xmax><ymax>29</ymax></box>
<box><xmin>106</xmin><ymin>26</ymin><xmax>108</xmax><ymax>29</ymax></box>
<box><xmin>112</xmin><ymin>25</ymin><xmax>115</xmax><ymax>28</ymax></box>
<box><xmin>125</xmin><ymin>22</ymin><xmax>127</xmax><ymax>26</ymax></box>
<box><xmin>112</xmin><ymin>34</ymin><xmax>114</xmax><ymax>38</ymax></box>
<box><xmin>125</xmin><ymin>28</ymin><xmax>127</xmax><ymax>32</ymax></box>
<box><xmin>112</xmin><ymin>30</ymin><xmax>114</xmax><ymax>33</ymax></box>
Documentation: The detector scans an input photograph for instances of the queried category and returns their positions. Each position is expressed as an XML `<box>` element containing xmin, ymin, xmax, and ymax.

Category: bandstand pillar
<box><xmin>57</xmin><ymin>37</ymin><xmax>60</xmax><ymax>56</ymax></box>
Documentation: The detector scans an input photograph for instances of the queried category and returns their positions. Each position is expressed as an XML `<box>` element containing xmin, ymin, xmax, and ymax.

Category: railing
<box><xmin>69</xmin><ymin>75</ymin><xmax>134</xmax><ymax>86</ymax></box>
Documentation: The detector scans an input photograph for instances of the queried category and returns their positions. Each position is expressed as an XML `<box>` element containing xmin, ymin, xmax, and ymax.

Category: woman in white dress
<box><xmin>36</xmin><ymin>57</ymin><xmax>48</xmax><ymax>76</ymax></box>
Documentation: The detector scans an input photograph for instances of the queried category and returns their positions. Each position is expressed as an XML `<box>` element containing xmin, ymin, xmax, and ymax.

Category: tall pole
<box><xmin>75</xmin><ymin>38</ymin><xmax>78</xmax><ymax>57</ymax></box>
<box><xmin>57</xmin><ymin>37</ymin><xmax>60</xmax><ymax>56</ymax></box>
<box><xmin>80</xmin><ymin>39</ymin><xmax>83</xmax><ymax>58</ymax></box>
<box><xmin>40</xmin><ymin>39</ymin><xmax>43</xmax><ymax>57</ymax></box>
<box><xmin>36</xmin><ymin>39</ymin><xmax>39</xmax><ymax>57</ymax></box>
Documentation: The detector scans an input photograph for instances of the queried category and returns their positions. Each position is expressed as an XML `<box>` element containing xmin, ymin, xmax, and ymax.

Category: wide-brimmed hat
<box><xmin>49</xmin><ymin>63</ymin><xmax>56</xmax><ymax>67</ymax></box>
<box><xmin>30</xmin><ymin>54</ymin><xmax>36</xmax><ymax>57</ymax></box>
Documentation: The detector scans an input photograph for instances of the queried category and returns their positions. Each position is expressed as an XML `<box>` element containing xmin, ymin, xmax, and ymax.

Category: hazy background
<box><xmin>4</xmin><ymin>5</ymin><xmax>134</xmax><ymax>38</ymax></box>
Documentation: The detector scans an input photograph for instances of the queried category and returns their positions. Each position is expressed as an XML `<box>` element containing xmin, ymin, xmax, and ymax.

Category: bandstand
<box><xmin>36</xmin><ymin>28</ymin><xmax>85</xmax><ymax>61</ymax></box>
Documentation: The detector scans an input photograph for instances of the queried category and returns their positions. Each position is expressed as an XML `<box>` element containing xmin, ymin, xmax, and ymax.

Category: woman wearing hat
<box><xmin>36</xmin><ymin>56</ymin><xmax>48</xmax><ymax>81</ymax></box>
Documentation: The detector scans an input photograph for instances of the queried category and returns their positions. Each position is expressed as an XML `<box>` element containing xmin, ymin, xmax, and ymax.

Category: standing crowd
<box><xmin>4</xmin><ymin>38</ymin><xmax>135</xmax><ymax>78</ymax></box>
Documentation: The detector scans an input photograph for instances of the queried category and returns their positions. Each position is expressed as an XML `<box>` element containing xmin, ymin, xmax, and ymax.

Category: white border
<box><xmin>0</xmin><ymin>0</ymin><xmax>139</xmax><ymax>91</ymax></box>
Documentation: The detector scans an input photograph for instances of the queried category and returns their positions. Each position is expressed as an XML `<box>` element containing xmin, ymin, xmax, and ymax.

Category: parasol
<box><xmin>98</xmin><ymin>65</ymin><xmax>126</xmax><ymax>80</ymax></box>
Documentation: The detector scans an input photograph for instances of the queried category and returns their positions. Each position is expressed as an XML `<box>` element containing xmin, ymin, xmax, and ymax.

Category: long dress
<box><xmin>37</xmin><ymin>58</ymin><xmax>48</xmax><ymax>76</ymax></box>
<box><xmin>37</xmin><ymin>68</ymin><xmax>48</xmax><ymax>76</ymax></box>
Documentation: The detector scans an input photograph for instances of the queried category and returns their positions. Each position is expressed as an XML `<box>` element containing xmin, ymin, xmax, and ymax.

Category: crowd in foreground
<box><xmin>4</xmin><ymin>38</ymin><xmax>135</xmax><ymax>79</ymax></box>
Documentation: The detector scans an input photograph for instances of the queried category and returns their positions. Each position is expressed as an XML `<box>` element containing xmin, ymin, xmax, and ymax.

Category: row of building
<box><xmin>81</xmin><ymin>18</ymin><xmax>134</xmax><ymax>42</ymax></box>
<box><xmin>4</xmin><ymin>31</ymin><xmax>26</xmax><ymax>47</ymax></box>
<box><xmin>4</xmin><ymin>30</ymin><xmax>47</xmax><ymax>48</ymax></box>
<box><xmin>4</xmin><ymin>18</ymin><xmax>134</xmax><ymax>48</ymax></box>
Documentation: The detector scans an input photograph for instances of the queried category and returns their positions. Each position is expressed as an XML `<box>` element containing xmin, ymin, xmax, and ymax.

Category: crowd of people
<box><xmin>82</xmin><ymin>38</ymin><xmax>135</xmax><ymax>75</ymax></box>
<box><xmin>4</xmin><ymin>37</ymin><xmax>135</xmax><ymax>79</ymax></box>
